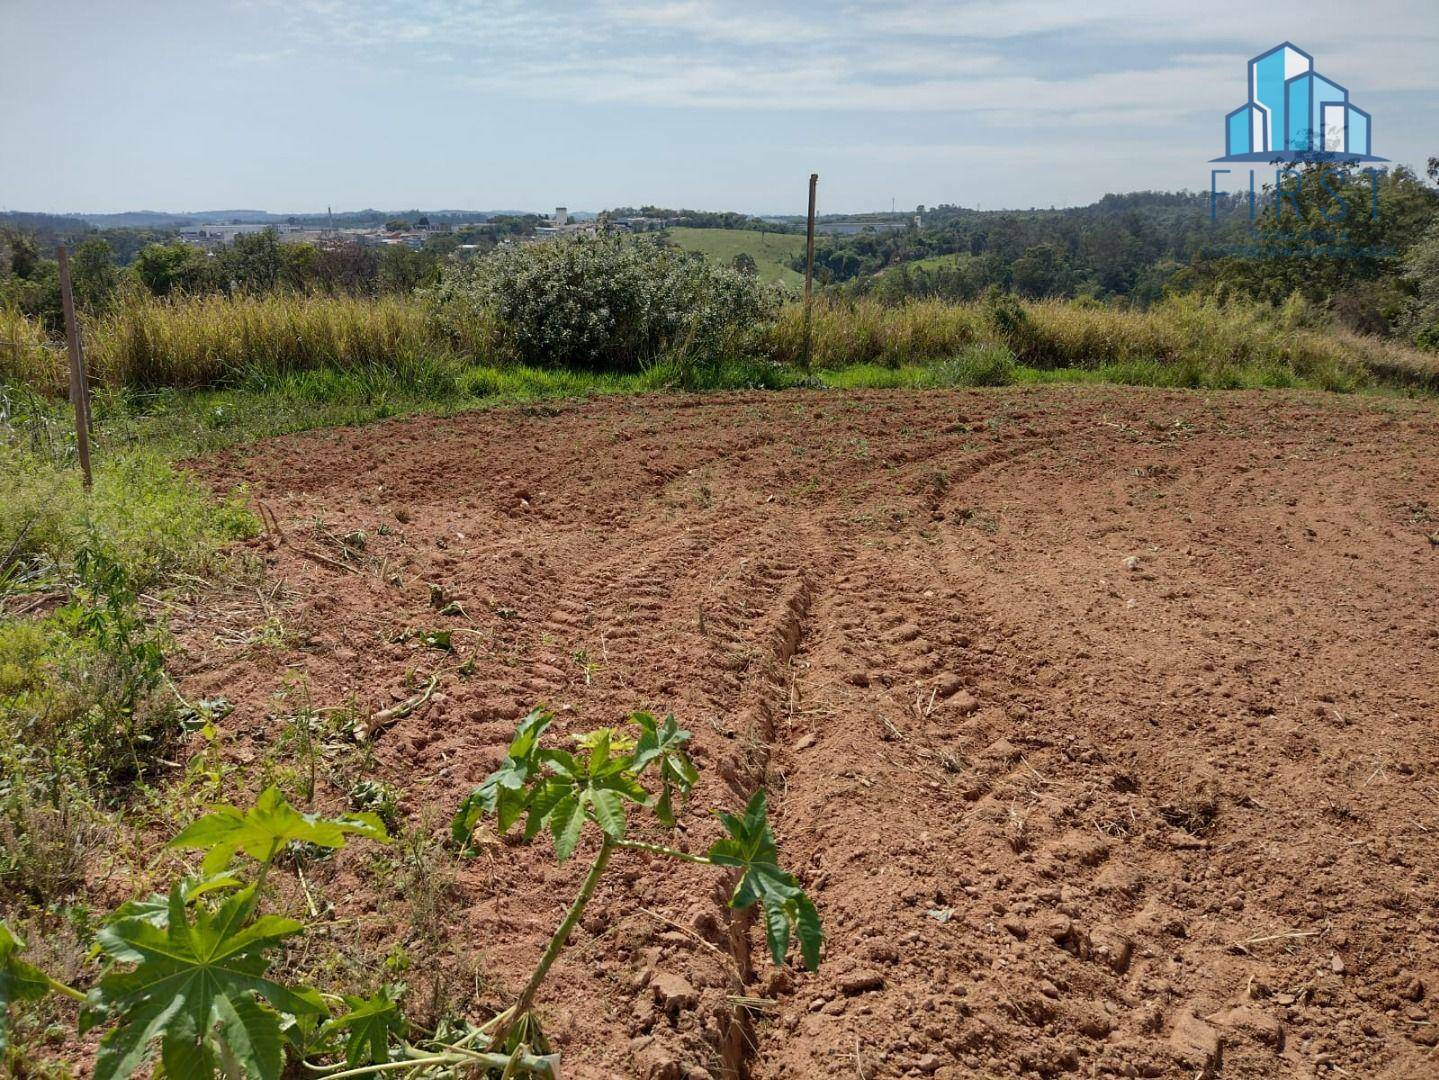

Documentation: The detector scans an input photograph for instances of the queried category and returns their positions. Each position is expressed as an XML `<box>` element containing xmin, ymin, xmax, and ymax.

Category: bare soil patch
<box><xmin>183</xmin><ymin>387</ymin><xmax>1439</xmax><ymax>1079</ymax></box>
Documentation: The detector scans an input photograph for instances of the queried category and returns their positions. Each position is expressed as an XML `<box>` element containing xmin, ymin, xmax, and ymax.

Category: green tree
<box><xmin>1400</xmin><ymin>218</ymin><xmax>1439</xmax><ymax>349</ymax></box>
<box><xmin>731</xmin><ymin>251</ymin><xmax>758</xmax><ymax>276</ymax></box>
<box><xmin>132</xmin><ymin>242</ymin><xmax>214</xmax><ymax>297</ymax></box>
<box><xmin>1211</xmin><ymin>165</ymin><xmax>1439</xmax><ymax>305</ymax></box>
<box><xmin>221</xmin><ymin>229</ymin><xmax>283</xmax><ymax>293</ymax></box>
<box><xmin>0</xmin><ymin>230</ymin><xmax>41</xmax><ymax>279</ymax></box>
<box><xmin>377</xmin><ymin>245</ymin><xmax>438</xmax><ymax>293</ymax></box>
<box><xmin>71</xmin><ymin>237</ymin><xmax>120</xmax><ymax>310</ymax></box>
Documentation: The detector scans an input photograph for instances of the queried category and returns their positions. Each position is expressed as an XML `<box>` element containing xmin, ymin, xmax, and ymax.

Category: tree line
<box><xmin>806</xmin><ymin>162</ymin><xmax>1439</xmax><ymax>349</ymax></box>
<box><xmin>0</xmin><ymin>219</ymin><xmax>542</xmax><ymax>333</ymax></box>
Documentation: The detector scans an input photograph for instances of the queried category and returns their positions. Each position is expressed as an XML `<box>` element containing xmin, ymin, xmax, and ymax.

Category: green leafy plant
<box><xmin>427</xmin><ymin>234</ymin><xmax>777</xmax><ymax>372</ymax></box>
<box><xmin>1</xmin><ymin>922</ymin><xmax>86</xmax><ymax>1059</ymax></box>
<box><xmin>169</xmin><ymin>785</ymin><xmax>388</xmax><ymax>877</ymax></box>
<box><xmin>84</xmin><ymin>884</ymin><xmax>324</xmax><ymax>1080</ymax></box>
<box><xmin>319</xmin><ymin>984</ymin><xmax>408</xmax><ymax>1068</ymax></box>
<box><xmin>451</xmin><ymin>708</ymin><xmax>821</xmax><ymax>1046</ymax></box>
<box><xmin>0</xmin><ymin>790</ymin><xmax>395</xmax><ymax>1080</ymax></box>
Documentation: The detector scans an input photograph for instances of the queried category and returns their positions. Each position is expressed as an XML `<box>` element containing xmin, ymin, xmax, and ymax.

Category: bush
<box><xmin>945</xmin><ymin>343</ymin><xmax>1018</xmax><ymax>386</ymax></box>
<box><xmin>428</xmin><ymin>234</ymin><xmax>777</xmax><ymax>371</ymax></box>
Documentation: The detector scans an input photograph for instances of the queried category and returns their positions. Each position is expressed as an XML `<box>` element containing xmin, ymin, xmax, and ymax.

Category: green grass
<box><xmin>875</xmin><ymin>253</ymin><xmax>968</xmax><ymax>276</ymax></box>
<box><xmin>665</xmin><ymin>226</ymin><xmax>807</xmax><ymax>287</ymax></box>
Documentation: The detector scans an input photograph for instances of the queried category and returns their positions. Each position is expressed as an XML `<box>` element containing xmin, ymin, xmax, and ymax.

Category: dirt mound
<box><xmin>183</xmin><ymin>387</ymin><xmax>1439</xmax><ymax>1078</ymax></box>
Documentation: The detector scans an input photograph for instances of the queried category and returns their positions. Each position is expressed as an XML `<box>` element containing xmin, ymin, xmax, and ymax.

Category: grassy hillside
<box><xmin>666</xmin><ymin>226</ymin><xmax>806</xmax><ymax>287</ymax></box>
<box><xmin>875</xmin><ymin>253</ymin><xmax>966</xmax><ymax>277</ymax></box>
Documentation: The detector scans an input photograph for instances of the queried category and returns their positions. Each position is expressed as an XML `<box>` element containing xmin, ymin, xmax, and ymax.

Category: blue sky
<box><xmin>2</xmin><ymin>0</ymin><xmax>1436</xmax><ymax>214</ymax></box>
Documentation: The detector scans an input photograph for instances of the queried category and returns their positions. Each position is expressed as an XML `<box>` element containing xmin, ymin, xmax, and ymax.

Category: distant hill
<box><xmin>0</xmin><ymin>211</ymin><xmax>93</xmax><ymax>233</ymax></box>
<box><xmin>19</xmin><ymin>208</ymin><xmax>565</xmax><ymax>229</ymax></box>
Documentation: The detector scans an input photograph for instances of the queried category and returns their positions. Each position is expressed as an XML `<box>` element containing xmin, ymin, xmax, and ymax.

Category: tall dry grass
<box><xmin>0</xmin><ymin>305</ymin><xmax>66</xmax><ymax>395</ymax></box>
<box><xmin>764</xmin><ymin>294</ymin><xmax>1439</xmax><ymax>390</ymax></box>
<box><xmin>84</xmin><ymin>288</ymin><xmax>457</xmax><ymax>388</ymax></box>
<box><xmin>3</xmin><ymin>289</ymin><xmax>1436</xmax><ymax>397</ymax></box>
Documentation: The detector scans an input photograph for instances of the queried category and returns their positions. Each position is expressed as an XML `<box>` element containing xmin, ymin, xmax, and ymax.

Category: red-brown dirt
<box><xmin>180</xmin><ymin>386</ymin><xmax>1439</xmax><ymax>1079</ymax></box>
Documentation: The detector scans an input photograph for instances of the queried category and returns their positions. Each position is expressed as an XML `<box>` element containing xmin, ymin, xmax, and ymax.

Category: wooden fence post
<box><xmin>802</xmin><ymin>173</ymin><xmax>818</xmax><ymax>371</ymax></box>
<box><xmin>57</xmin><ymin>245</ymin><xmax>93</xmax><ymax>489</ymax></box>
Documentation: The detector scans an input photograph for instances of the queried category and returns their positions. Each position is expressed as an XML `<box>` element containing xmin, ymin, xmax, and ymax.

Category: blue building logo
<box><xmin>1214</xmin><ymin>42</ymin><xmax>1385</xmax><ymax>163</ymax></box>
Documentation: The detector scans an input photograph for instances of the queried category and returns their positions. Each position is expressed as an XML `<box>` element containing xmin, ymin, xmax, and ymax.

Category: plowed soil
<box><xmin>183</xmin><ymin>386</ymin><xmax>1439</xmax><ymax>1079</ymax></box>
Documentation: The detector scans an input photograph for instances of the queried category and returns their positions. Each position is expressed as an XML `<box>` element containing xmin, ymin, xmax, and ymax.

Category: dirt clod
<box><xmin>838</xmin><ymin>970</ymin><xmax>886</xmax><ymax>995</ymax></box>
<box><xmin>1170</xmin><ymin>1012</ymin><xmax>1222</xmax><ymax>1069</ymax></box>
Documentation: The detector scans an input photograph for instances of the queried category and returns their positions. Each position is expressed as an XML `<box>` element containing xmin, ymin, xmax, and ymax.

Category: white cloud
<box><xmin>260</xmin><ymin>0</ymin><xmax>1439</xmax><ymax>113</ymax></box>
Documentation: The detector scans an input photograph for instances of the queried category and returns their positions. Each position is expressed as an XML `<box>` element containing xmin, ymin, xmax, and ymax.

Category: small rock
<box><xmin>916</xmin><ymin>1052</ymin><xmax>942</xmax><ymax>1073</ymax></box>
<box><xmin>1169</xmin><ymin>1012</ymin><xmax>1222</xmax><ymax>1069</ymax></box>
<box><xmin>630</xmin><ymin>1036</ymin><xmax>683</xmax><ymax>1080</ymax></box>
<box><xmin>1077</xmin><ymin>1012</ymin><xmax>1113</xmax><ymax>1039</ymax></box>
<box><xmin>1123</xmin><ymin>555</ymin><xmax>1142</xmax><ymax>571</ymax></box>
<box><xmin>866</xmin><ymin>942</ymin><xmax>899</xmax><ymax>964</ymax></box>
<box><xmin>1211</xmin><ymin>1006</ymin><xmax>1284</xmax><ymax>1049</ymax></box>
<box><xmin>1330</xmin><ymin>952</ymin><xmax>1345</xmax><ymax>975</ymax></box>
<box><xmin>951</xmin><ymin>690</ymin><xmax>980</xmax><ymax>716</ymax></box>
<box><xmin>839</xmin><ymin>970</ymin><xmax>886</xmax><ymax>996</ymax></box>
<box><xmin>651</xmin><ymin>972</ymin><xmax>698</xmax><ymax>1014</ymax></box>
<box><xmin>1091</xmin><ymin>928</ymin><xmax>1133</xmax><ymax>974</ymax></box>
<box><xmin>980</xmin><ymin>737</ymin><xmax>1018</xmax><ymax>764</ymax></box>
<box><xmin>934</xmin><ymin>673</ymin><xmax>964</xmax><ymax>698</ymax></box>
<box><xmin>1045</xmin><ymin>915</ymin><xmax>1074</xmax><ymax>944</ymax></box>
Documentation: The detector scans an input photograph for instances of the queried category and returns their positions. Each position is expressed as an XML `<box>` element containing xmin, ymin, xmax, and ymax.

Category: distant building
<box><xmin>176</xmin><ymin>223</ymin><xmax>315</xmax><ymax>247</ymax></box>
<box><xmin>813</xmin><ymin>220</ymin><xmax>910</xmax><ymax>236</ymax></box>
<box><xmin>534</xmin><ymin>206</ymin><xmax>600</xmax><ymax>240</ymax></box>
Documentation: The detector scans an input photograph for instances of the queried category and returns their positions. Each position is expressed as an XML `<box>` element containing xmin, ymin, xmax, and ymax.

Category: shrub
<box><xmin>428</xmin><ymin>234</ymin><xmax>777</xmax><ymax>371</ymax></box>
<box><xmin>942</xmin><ymin>343</ymin><xmax>1017</xmax><ymax>386</ymax></box>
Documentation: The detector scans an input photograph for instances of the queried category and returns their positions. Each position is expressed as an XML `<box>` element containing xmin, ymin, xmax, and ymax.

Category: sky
<box><xmin>2</xmin><ymin>0</ymin><xmax>1437</xmax><ymax>215</ymax></box>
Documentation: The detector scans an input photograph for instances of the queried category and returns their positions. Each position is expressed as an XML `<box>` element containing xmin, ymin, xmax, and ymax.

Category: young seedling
<box><xmin>451</xmin><ymin>708</ymin><xmax>822</xmax><ymax>1051</ymax></box>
